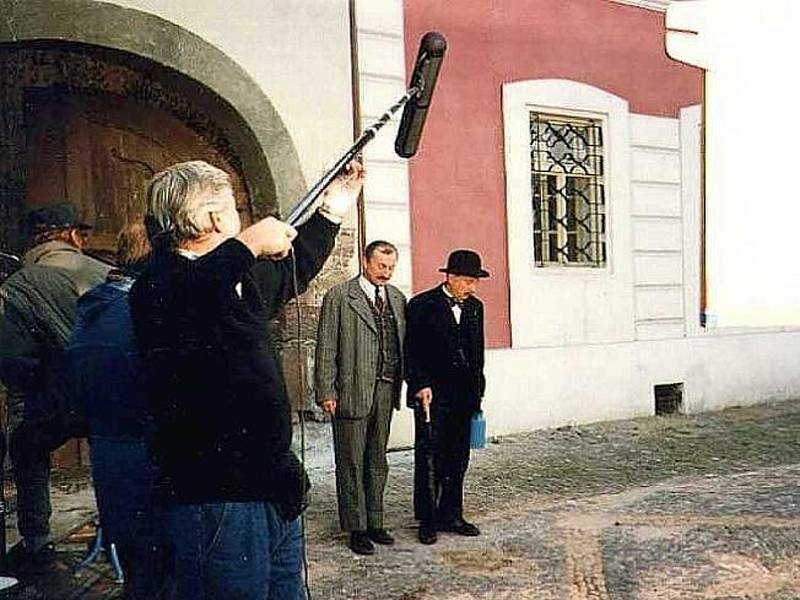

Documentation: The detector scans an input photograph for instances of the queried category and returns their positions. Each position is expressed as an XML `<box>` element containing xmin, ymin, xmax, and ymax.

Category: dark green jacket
<box><xmin>0</xmin><ymin>242</ymin><xmax>110</xmax><ymax>412</ymax></box>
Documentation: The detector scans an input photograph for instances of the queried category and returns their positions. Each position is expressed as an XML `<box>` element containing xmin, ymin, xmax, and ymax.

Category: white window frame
<box><xmin>502</xmin><ymin>79</ymin><xmax>634</xmax><ymax>348</ymax></box>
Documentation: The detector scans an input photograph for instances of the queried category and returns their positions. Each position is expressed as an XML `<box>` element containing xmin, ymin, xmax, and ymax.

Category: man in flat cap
<box><xmin>0</xmin><ymin>201</ymin><xmax>109</xmax><ymax>568</ymax></box>
<box><xmin>404</xmin><ymin>249</ymin><xmax>489</xmax><ymax>545</ymax></box>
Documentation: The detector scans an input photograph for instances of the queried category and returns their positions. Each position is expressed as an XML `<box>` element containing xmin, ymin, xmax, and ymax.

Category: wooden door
<box><xmin>26</xmin><ymin>88</ymin><xmax>252</xmax><ymax>258</ymax></box>
<box><xmin>24</xmin><ymin>88</ymin><xmax>253</xmax><ymax>468</ymax></box>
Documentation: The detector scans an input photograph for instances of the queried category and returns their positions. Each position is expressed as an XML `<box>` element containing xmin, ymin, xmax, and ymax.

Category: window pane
<box><xmin>529</xmin><ymin>112</ymin><xmax>606</xmax><ymax>267</ymax></box>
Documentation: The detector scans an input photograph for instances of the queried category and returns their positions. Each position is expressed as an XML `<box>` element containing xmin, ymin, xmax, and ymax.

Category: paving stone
<box><xmin>3</xmin><ymin>399</ymin><xmax>800</xmax><ymax>598</ymax></box>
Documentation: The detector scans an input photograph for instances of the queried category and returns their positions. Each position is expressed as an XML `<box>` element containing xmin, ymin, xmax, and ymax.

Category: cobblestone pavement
<box><xmin>2</xmin><ymin>399</ymin><xmax>799</xmax><ymax>599</ymax></box>
<box><xmin>302</xmin><ymin>400</ymin><xmax>800</xmax><ymax>600</ymax></box>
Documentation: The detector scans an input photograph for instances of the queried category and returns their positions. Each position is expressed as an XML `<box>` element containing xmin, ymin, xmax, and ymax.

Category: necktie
<box><xmin>446</xmin><ymin>295</ymin><xmax>462</xmax><ymax>308</ymax></box>
<box><xmin>374</xmin><ymin>286</ymin><xmax>385</xmax><ymax>312</ymax></box>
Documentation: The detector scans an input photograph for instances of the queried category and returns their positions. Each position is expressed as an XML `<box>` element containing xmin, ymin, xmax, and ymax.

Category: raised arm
<box><xmin>247</xmin><ymin>160</ymin><xmax>364</xmax><ymax>315</ymax></box>
<box><xmin>249</xmin><ymin>212</ymin><xmax>338</xmax><ymax>317</ymax></box>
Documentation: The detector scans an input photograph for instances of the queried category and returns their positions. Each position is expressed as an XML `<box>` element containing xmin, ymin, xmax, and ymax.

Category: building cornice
<box><xmin>607</xmin><ymin>0</ymin><xmax>671</xmax><ymax>12</ymax></box>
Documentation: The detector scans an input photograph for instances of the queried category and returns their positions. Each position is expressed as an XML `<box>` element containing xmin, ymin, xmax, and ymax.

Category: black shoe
<box><xmin>418</xmin><ymin>525</ymin><xmax>437</xmax><ymax>545</ymax></box>
<box><xmin>348</xmin><ymin>531</ymin><xmax>375</xmax><ymax>555</ymax></box>
<box><xmin>4</xmin><ymin>542</ymin><xmax>57</xmax><ymax>574</ymax></box>
<box><xmin>366</xmin><ymin>528</ymin><xmax>395</xmax><ymax>545</ymax></box>
<box><xmin>439</xmin><ymin>518</ymin><xmax>480</xmax><ymax>536</ymax></box>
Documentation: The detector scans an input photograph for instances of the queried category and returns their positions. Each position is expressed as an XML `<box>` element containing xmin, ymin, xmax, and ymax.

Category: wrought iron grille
<box><xmin>530</xmin><ymin>113</ymin><xmax>606</xmax><ymax>267</ymax></box>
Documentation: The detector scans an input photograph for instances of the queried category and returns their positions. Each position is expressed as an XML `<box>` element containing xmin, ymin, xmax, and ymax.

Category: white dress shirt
<box><xmin>359</xmin><ymin>275</ymin><xmax>385</xmax><ymax>306</ymax></box>
<box><xmin>442</xmin><ymin>284</ymin><xmax>462</xmax><ymax>325</ymax></box>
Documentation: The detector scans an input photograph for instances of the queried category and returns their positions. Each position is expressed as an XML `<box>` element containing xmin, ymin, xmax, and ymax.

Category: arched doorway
<box><xmin>0</xmin><ymin>0</ymin><xmax>307</xmax><ymax>223</ymax></box>
<box><xmin>0</xmin><ymin>37</ymin><xmax>288</xmax><ymax>466</ymax></box>
<box><xmin>1</xmin><ymin>41</ymin><xmax>268</xmax><ymax>255</ymax></box>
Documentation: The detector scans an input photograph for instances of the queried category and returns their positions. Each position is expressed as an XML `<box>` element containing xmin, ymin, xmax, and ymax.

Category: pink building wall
<box><xmin>403</xmin><ymin>0</ymin><xmax>702</xmax><ymax>348</ymax></box>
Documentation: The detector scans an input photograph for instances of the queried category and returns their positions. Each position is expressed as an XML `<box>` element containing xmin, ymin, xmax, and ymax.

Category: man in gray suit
<box><xmin>315</xmin><ymin>240</ymin><xmax>406</xmax><ymax>555</ymax></box>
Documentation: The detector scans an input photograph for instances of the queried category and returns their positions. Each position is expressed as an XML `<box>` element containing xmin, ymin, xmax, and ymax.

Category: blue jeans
<box><xmin>90</xmin><ymin>437</ymin><xmax>171</xmax><ymax>599</ymax></box>
<box><xmin>168</xmin><ymin>501</ymin><xmax>306</xmax><ymax>600</ymax></box>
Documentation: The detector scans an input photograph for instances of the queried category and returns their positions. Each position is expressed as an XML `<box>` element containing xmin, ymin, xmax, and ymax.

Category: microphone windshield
<box><xmin>395</xmin><ymin>32</ymin><xmax>447</xmax><ymax>158</ymax></box>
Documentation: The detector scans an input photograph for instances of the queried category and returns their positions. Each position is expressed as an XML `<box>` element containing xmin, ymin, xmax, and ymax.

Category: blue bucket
<box><xmin>470</xmin><ymin>410</ymin><xmax>486</xmax><ymax>449</ymax></box>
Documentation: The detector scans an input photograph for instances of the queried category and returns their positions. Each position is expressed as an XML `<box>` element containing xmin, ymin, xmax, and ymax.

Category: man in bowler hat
<box><xmin>404</xmin><ymin>249</ymin><xmax>489</xmax><ymax>544</ymax></box>
<box><xmin>0</xmin><ymin>201</ymin><xmax>110</xmax><ymax>568</ymax></box>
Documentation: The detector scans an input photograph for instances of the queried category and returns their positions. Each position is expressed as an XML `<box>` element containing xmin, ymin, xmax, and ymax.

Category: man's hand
<box><xmin>415</xmin><ymin>387</ymin><xmax>433</xmax><ymax>412</ymax></box>
<box><xmin>237</xmin><ymin>216</ymin><xmax>297</xmax><ymax>259</ymax></box>
<box><xmin>319</xmin><ymin>160</ymin><xmax>365</xmax><ymax>223</ymax></box>
<box><xmin>320</xmin><ymin>397</ymin><xmax>337</xmax><ymax>415</ymax></box>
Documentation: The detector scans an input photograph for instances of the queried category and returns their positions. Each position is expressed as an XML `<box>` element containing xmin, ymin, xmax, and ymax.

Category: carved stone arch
<box><xmin>0</xmin><ymin>0</ymin><xmax>306</xmax><ymax>217</ymax></box>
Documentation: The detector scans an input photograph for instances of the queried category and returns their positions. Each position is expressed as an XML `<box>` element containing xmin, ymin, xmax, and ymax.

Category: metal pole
<box><xmin>285</xmin><ymin>85</ymin><xmax>420</xmax><ymax>227</ymax></box>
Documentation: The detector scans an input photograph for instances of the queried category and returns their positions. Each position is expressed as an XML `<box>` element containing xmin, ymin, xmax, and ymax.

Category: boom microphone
<box><xmin>285</xmin><ymin>31</ymin><xmax>447</xmax><ymax>226</ymax></box>
<box><xmin>395</xmin><ymin>31</ymin><xmax>447</xmax><ymax>158</ymax></box>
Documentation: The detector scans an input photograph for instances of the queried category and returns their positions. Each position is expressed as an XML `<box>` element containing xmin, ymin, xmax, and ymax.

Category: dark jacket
<box><xmin>68</xmin><ymin>273</ymin><xmax>147</xmax><ymax>438</ymax></box>
<box><xmin>0</xmin><ymin>242</ymin><xmax>110</xmax><ymax>422</ymax></box>
<box><xmin>67</xmin><ymin>273</ymin><xmax>165</xmax><ymax>557</ymax></box>
<box><xmin>130</xmin><ymin>212</ymin><xmax>337</xmax><ymax>513</ymax></box>
<box><xmin>404</xmin><ymin>284</ymin><xmax>486</xmax><ymax>412</ymax></box>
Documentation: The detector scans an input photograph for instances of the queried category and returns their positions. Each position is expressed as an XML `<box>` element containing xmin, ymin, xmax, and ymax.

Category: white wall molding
<box><xmin>353</xmin><ymin>0</ymin><xmax>415</xmax><ymax>449</ymax></box>
<box><xmin>607</xmin><ymin>0</ymin><xmax>671</xmax><ymax>12</ymax></box>
<box><xmin>354</xmin><ymin>0</ymin><xmax>412</xmax><ymax>299</ymax></box>
<box><xmin>629</xmin><ymin>113</ymin><xmax>685</xmax><ymax>340</ymax></box>
<box><xmin>680</xmin><ymin>104</ymin><xmax>703</xmax><ymax>337</ymax></box>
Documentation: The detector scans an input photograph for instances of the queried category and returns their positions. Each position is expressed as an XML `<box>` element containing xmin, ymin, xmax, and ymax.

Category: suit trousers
<box><xmin>413</xmin><ymin>402</ymin><xmax>472</xmax><ymax>526</ymax></box>
<box><xmin>331</xmin><ymin>380</ymin><xmax>395</xmax><ymax>531</ymax></box>
<box><xmin>10</xmin><ymin>418</ymin><xmax>82</xmax><ymax>541</ymax></box>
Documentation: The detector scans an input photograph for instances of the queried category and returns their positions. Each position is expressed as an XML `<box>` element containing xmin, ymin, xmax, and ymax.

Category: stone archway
<box><xmin>0</xmin><ymin>2</ymin><xmax>315</xmax><ymax>466</ymax></box>
<box><xmin>1</xmin><ymin>42</ymin><xmax>263</xmax><ymax>256</ymax></box>
<box><xmin>0</xmin><ymin>0</ymin><xmax>306</xmax><ymax>223</ymax></box>
<box><xmin>0</xmin><ymin>0</ymin><xmax>350</xmax><ymax>444</ymax></box>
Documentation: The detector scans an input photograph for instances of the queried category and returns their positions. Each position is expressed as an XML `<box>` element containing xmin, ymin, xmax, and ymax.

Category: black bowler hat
<box><xmin>24</xmin><ymin>202</ymin><xmax>92</xmax><ymax>236</ymax></box>
<box><xmin>439</xmin><ymin>249</ymin><xmax>490</xmax><ymax>278</ymax></box>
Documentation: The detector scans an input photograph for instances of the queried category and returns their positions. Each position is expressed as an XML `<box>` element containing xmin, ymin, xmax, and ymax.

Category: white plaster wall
<box><xmin>482</xmin><ymin>330</ymin><xmax>800</xmax><ymax>435</ymax></box>
<box><xmin>107</xmin><ymin>0</ymin><xmax>354</xmax><ymax>190</ymax></box>
<box><xmin>666</xmin><ymin>0</ymin><xmax>800</xmax><ymax>327</ymax></box>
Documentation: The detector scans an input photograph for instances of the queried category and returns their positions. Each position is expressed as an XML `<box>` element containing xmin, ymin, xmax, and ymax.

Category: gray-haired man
<box><xmin>130</xmin><ymin>159</ymin><xmax>363</xmax><ymax>599</ymax></box>
<box><xmin>315</xmin><ymin>241</ymin><xmax>406</xmax><ymax>555</ymax></box>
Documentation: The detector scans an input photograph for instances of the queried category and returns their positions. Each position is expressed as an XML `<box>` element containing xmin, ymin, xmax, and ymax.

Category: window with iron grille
<box><xmin>530</xmin><ymin>113</ymin><xmax>606</xmax><ymax>267</ymax></box>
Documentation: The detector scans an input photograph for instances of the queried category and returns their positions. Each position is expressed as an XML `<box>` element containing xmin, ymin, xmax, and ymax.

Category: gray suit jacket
<box><xmin>315</xmin><ymin>277</ymin><xmax>406</xmax><ymax>419</ymax></box>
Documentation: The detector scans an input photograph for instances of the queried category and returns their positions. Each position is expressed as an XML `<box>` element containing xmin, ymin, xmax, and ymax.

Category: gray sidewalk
<box><xmin>302</xmin><ymin>400</ymin><xmax>800</xmax><ymax>599</ymax></box>
<box><xmin>3</xmin><ymin>399</ymin><xmax>800</xmax><ymax>599</ymax></box>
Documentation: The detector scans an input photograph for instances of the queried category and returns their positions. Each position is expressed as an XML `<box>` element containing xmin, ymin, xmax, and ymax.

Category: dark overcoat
<box><xmin>404</xmin><ymin>284</ymin><xmax>485</xmax><ymax>412</ymax></box>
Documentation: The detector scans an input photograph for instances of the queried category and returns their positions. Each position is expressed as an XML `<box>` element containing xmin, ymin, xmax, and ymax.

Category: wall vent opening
<box><xmin>654</xmin><ymin>383</ymin><xmax>684</xmax><ymax>416</ymax></box>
